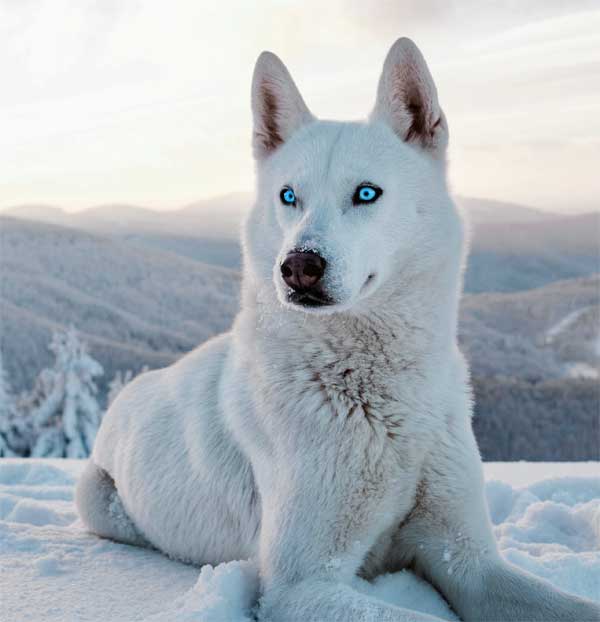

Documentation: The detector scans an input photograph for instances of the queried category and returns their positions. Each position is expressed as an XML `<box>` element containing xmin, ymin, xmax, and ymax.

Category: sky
<box><xmin>0</xmin><ymin>0</ymin><xmax>598</xmax><ymax>213</ymax></box>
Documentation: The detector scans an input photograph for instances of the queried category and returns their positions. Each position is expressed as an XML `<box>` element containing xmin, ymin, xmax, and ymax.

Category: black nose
<box><xmin>280</xmin><ymin>251</ymin><xmax>326</xmax><ymax>292</ymax></box>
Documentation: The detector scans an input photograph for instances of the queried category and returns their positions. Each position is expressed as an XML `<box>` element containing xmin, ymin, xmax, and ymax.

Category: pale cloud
<box><xmin>0</xmin><ymin>0</ymin><xmax>597</xmax><ymax>212</ymax></box>
<box><xmin>343</xmin><ymin>0</ymin><xmax>598</xmax><ymax>40</ymax></box>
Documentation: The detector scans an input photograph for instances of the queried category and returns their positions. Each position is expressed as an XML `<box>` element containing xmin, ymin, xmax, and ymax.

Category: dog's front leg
<box><xmin>395</xmin><ymin>419</ymin><xmax>600</xmax><ymax>622</ymax></box>
<box><xmin>459</xmin><ymin>561</ymin><xmax>600</xmax><ymax>622</ymax></box>
<box><xmin>257</xmin><ymin>485</ymin><xmax>446</xmax><ymax>622</ymax></box>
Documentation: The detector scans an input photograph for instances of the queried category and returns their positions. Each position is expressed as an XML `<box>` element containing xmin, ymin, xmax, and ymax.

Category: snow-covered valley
<box><xmin>1</xmin><ymin>459</ymin><xmax>598</xmax><ymax>621</ymax></box>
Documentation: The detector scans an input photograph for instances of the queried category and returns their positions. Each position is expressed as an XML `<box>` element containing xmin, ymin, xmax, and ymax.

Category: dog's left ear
<box><xmin>371</xmin><ymin>38</ymin><xmax>448</xmax><ymax>157</ymax></box>
<box><xmin>251</xmin><ymin>51</ymin><xmax>314</xmax><ymax>160</ymax></box>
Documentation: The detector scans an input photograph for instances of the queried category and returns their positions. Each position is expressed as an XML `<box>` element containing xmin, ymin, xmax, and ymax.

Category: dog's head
<box><xmin>244</xmin><ymin>38</ymin><xmax>462</xmax><ymax>315</ymax></box>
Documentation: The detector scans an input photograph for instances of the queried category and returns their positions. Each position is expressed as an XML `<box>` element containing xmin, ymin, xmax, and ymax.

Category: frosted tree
<box><xmin>29</xmin><ymin>327</ymin><xmax>104</xmax><ymax>458</ymax></box>
<box><xmin>0</xmin><ymin>351</ymin><xmax>20</xmax><ymax>456</ymax></box>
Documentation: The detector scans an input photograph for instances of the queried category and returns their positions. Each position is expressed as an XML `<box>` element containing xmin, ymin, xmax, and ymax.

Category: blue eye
<box><xmin>359</xmin><ymin>187</ymin><xmax>376</xmax><ymax>201</ymax></box>
<box><xmin>280</xmin><ymin>187</ymin><xmax>297</xmax><ymax>206</ymax></box>
<box><xmin>353</xmin><ymin>183</ymin><xmax>382</xmax><ymax>205</ymax></box>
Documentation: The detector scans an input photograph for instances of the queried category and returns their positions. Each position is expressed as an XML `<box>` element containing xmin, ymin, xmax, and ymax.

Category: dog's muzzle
<box><xmin>280</xmin><ymin>251</ymin><xmax>333</xmax><ymax>307</ymax></box>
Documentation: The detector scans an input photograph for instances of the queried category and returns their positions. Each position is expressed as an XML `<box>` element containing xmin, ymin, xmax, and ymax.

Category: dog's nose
<box><xmin>280</xmin><ymin>251</ymin><xmax>326</xmax><ymax>291</ymax></box>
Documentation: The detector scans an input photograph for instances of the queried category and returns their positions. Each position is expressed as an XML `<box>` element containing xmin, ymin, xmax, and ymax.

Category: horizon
<box><xmin>1</xmin><ymin>1</ymin><xmax>599</xmax><ymax>214</ymax></box>
<box><xmin>3</xmin><ymin>191</ymin><xmax>597</xmax><ymax>217</ymax></box>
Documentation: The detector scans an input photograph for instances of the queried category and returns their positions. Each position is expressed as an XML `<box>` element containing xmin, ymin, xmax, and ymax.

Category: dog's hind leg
<box><xmin>75</xmin><ymin>460</ymin><xmax>149</xmax><ymax>548</ymax></box>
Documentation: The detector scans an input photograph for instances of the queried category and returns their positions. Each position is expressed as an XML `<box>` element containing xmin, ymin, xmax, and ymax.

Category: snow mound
<box><xmin>1</xmin><ymin>459</ymin><xmax>599</xmax><ymax>621</ymax></box>
<box><xmin>143</xmin><ymin>560</ymin><xmax>260</xmax><ymax>622</ymax></box>
<box><xmin>487</xmin><ymin>476</ymin><xmax>600</xmax><ymax>555</ymax></box>
<box><xmin>0</xmin><ymin>461</ymin><xmax>74</xmax><ymax>486</ymax></box>
<box><xmin>1</xmin><ymin>495</ymin><xmax>75</xmax><ymax>527</ymax></box>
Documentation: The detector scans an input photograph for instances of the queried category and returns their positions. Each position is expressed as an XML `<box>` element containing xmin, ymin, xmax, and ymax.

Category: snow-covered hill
<box><xmin>1</xmin><ymin>459</ymin><xmax>598</xmax><ymax>621</ymax></box>
<box><xmin>461</xmin><ymin>275</ymin><xmax>599</xmax><ymax>380</ymax></box>
<box><xmin>0</xmin><ymin>217</ymin><xmax>240</xmax><ymax>397</ymax></box>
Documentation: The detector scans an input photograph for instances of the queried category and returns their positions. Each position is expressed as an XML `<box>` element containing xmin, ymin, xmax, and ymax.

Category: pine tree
<box><xmin>0</xmin><ymin>350</ymin><xmax>19</xmax><ymax>456</ymax></box>
<box><xmin>29</xmin><ymin>327</ymin><xmax>104</xmax><ymax>458</ymax></box>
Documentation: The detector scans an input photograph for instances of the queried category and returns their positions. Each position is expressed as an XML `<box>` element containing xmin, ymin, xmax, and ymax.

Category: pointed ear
<box><xmin>371</xmin><ymin>38</ymin><xmax>448</xmax><ymax>157</ymax></box>
<box><xmin>251</xmin><ymin>51</ymin><xmax>314</xmax><ymax>160</ymax></box>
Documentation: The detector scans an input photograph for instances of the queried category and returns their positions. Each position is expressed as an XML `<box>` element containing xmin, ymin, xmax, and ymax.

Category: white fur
<box><xmin>77</xmin><ymin>38</ymin><xmax>600</xmax><ymax>622</ymax></box>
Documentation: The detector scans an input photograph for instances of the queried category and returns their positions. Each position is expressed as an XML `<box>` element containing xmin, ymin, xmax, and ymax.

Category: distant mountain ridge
<box><xmin>1</xmin><ymin>193</ymin><xmax>567</xmax><ymax>235</ymax></box>
<box><xmin>4</xmin><ymin>195</ymin><xmax>597</xmax><ymax>293</ymax></box>
<box><xmin>456</xmin><ymin>196</ymin><xmax>559</xmax><ymax>224</ymax></box>
<box><xmin>4</xmin><ymin>191</ymin><xmax>250</xmax><ymax>239</ymax></box>
<box><xmin>465</xmin><ymin>211</ymin><xmax>598</xmax><ymax>293</ymax></box>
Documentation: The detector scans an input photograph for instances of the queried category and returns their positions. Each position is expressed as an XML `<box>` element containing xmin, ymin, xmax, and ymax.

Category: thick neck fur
<box><xmin>239</xmin><ymin>249</ymin><xmax>462</xmax><ymax>384</ymax></box>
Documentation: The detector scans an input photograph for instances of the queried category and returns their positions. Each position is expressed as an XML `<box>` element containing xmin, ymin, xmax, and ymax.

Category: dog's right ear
<box><xmin>251</xmin><ymin>52</ymin><xmax>314</xmax><ymax>160</ymax></box>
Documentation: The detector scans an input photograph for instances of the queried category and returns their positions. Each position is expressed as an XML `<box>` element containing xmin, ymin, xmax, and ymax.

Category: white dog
<box><xmin>76</xmin><ymin>39</ymin><xmax>600</xmax><ymax>622</ymax></box>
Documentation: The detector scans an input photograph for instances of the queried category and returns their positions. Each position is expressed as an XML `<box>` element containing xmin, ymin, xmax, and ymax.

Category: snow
<box><xmin>565</xmin><ymin>361</ymin><xmax>599</xmax><ymax>380</ymax></box>
<box><xmin>545</xmin><ymin>306</ymin><xmax>592</xmax><ymax>344</ymax></box>
<box><xmin>1</xmin><ymin>459</ymin><xmax>598</xmax><ymax>621</ymax></box>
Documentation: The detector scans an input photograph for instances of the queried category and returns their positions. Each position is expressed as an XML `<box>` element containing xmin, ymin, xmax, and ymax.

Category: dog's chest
<box><xmin>302</xmin><ymin>336</ymin><xmax>428</xmax><ymax>441</ymax></box>
<box><xmin>246</xmin><ymin>324</ymin><xmax>432</xmax><ymax>536</ymax></box>
<box><xmin>251</xmin><ymin>315</ymin><xmax>435</xmax><ymax>464</ymax></box>
<box><xmin>306</xmin><ymin>357</ymin><xmax>426</xmax><ymax>533</ymax></box>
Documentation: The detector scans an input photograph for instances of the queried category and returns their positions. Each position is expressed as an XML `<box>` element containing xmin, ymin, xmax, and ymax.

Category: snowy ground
<box><xmin>1</xmin><ymin>460</ymin><xmax>599</xmax><ymax>621</ymax></box>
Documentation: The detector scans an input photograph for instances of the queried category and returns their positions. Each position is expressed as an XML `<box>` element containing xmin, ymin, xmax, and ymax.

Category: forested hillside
<box><xmin>473</xmin><ymin>377</ymin><xmax>599</xmax><ymax>460</ymax></box>
<box><xmin>1</xmin><ymin>208</ymin><xmax>597</xmax><ymax>460</ymax></box>
<box><xmin>0</xmin><ymin>217</ymin><xmax>239</xmax><ymax>397</ymax></box>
